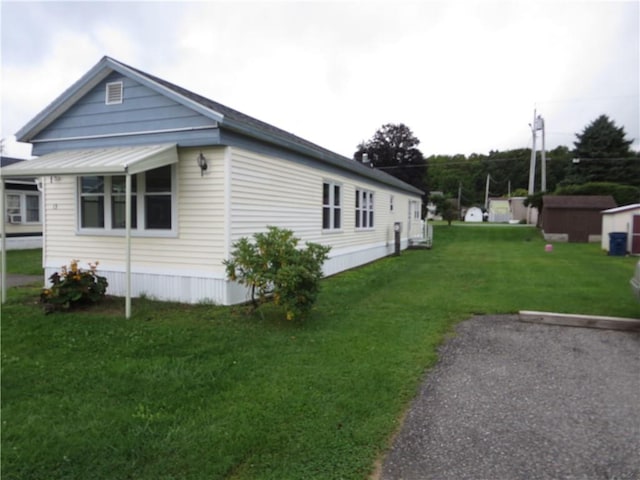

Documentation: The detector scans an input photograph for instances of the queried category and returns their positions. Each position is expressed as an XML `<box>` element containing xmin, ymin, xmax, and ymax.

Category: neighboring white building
<box><xmin>488</xmin><ymin>198</ymin><xmax>511</xmax><ymax>223</ymax></box>
<box><xmin>1</xmin><ymin>57</ymin><xmax>424</xmax><ymax>310</ymax></box>
<box><xmin>601</xmin><ymin>203</ymin><xmax>640</xmax><ymax>254</ymax></box>
<box><xmin>1</xmin><ymin>156</ymin><xmax>43</xmax><ymax>250</ymax></box>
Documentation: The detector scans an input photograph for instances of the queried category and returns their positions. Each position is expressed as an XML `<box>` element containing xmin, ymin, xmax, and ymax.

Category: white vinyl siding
<box><xmin>229</xmin><ymin>149</ymin><xmax>320</xmax><ymax>241</ymax></box>
<box><xmin>227</xmin><ymin>147</ymin><xmax>420</xmax><ymax>253</ymax></box>
<box><xmin>44</xmin><ymin>147</ymin><xmax>228</xmax><ymax>276</ymax></box>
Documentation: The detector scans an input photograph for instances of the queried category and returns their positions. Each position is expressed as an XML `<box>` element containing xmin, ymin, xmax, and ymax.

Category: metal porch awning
<box><xmin>1</xmin><ymin>143</ymin><xmax>179</xmax><ymax>318</ymax></box>
<box><xmin>0</xmin><ymin>143</ymin><xmax>178</xmax><ymax>178</ymax></box>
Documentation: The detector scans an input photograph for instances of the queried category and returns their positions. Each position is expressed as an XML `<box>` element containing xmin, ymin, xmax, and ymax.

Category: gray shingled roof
<box><xmin>113</xmin><ymin>58</ymin><xmax>424</xmax><ymax>196</ymax></box>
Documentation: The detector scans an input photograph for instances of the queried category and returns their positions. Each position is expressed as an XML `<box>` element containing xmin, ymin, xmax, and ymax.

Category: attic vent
<box><xmin>105</xmin><ymin>81</ymin><xmax>123</xmax><ymax>105</ymax></box>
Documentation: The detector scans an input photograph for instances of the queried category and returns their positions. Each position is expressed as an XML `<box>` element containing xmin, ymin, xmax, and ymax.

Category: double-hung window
<box><xmin>5</xmin><ymin>191</ymin><xmax>41</xmax><ymax>224</ymax></box>
<box><xmin>111</xmin><ymin>176</ymin><xmax>137</xmax><ymax>229</ymax></box>
<box><xmin>78</xmin><ymin>165</ymin><xmax>174</xmax><ymax>234</ymax></box>
<box><xmin>322</xmin><ymin>181</ymin><xmax>342</xmax><ymax>230</ymax></box>
<box><xmin>355</xmin><ymin>189</ymin><xmax>374</xmax><ymax>229</ymax></box>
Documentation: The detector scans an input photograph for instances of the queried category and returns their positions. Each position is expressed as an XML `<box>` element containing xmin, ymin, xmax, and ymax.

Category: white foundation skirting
<box><xmin>0</xmin><ymin>236</ymin><xmax>43</xmax><ymax>250</ymax></box>
<box><xmin>44</xmin><ymin>240</ymin><xmax>408</xmax><ymax>305</ymax></box>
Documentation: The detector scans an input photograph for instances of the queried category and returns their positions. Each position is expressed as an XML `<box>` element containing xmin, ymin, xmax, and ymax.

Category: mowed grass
<box><xmin>5</xmin><ymin>248</ymin><xmax>43</xmax><ymax>276</ymax></box>
<box><xmin>1</xmin><ymin>226</ymin><xmax>638</xmax><ymax>480</ymax></box>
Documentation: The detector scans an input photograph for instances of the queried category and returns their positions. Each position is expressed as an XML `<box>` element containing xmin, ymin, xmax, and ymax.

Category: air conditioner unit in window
<box><xmin>9</xmin><ymin>214</ymin><xmax>22</xmax><ymax>224</ymax></box>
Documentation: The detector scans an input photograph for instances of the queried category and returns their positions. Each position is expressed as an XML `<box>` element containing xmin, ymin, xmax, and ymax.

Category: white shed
<box><xmin>601</xmin><ymin>204</ymin><xmax>640</xmax><ymax>254</ymax></box>
<box><xmin>464</xmin><ymin>206</ymin><xmax>484</xmax><ymax>222</ymax></box>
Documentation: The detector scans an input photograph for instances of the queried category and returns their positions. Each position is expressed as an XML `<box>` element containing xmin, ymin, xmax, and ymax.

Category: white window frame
<box><xmin>77</xmin><ymin>165</ymin><xmax>177</xmax><ymax>237</ymax></box>
<box><xmin>5</xmin><ymin>190</ymin><xmax>41</xmax><ymax>224</ymax></box>
<box><xmin>355</xmin><ymin>188</ymin><xmax>375</xmax><ymax>230</ymax></box>
<box><xmin>322</xmin><ymin>180</ymin><xmax>342</xmax><ymax>232</ymax></box>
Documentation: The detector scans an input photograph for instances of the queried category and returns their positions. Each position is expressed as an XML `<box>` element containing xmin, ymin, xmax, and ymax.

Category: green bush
<box><xmin>224</xmin><ymin>227</ymin><xmax>331</xmax><ymax>320</ymax></box>
<box><xmin>40</xmin><ymin>260</ymin><xmax>108</xmax><ymax>311</ymax></box>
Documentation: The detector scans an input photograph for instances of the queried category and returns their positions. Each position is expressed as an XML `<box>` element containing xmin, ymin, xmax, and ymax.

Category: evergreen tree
<box><xmin>571</xmin><ymin>115</ymin><xmax>637</xmax><ymax>184</ymax></box>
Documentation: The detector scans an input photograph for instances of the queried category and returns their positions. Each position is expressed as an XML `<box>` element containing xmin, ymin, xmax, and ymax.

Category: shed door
<box><xmin>632</xmin><ymin>215</ymin><xmax>640</xmax><ymax>255</ymax></box>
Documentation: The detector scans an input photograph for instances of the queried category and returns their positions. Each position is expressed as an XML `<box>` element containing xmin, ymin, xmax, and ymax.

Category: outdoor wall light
<box><xmin>197</xmin><ymin>152</ymin><xmax>208</xmax><ymax>176</ymax></box>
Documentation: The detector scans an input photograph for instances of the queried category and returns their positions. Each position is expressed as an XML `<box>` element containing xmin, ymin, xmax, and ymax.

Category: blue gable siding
<box><xmin>31</xmin><ymin>72</ymin><xmax>219</xmax><ymax>155</ymax></box>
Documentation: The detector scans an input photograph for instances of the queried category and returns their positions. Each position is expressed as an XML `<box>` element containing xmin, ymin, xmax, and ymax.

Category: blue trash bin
<box><xmin>609</xmin><ymin>232</ymin><xmax>628</xmax><ymax>256</ymax></box>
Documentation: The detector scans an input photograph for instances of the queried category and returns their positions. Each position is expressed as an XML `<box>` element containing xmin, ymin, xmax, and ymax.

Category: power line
<box><xmin>374</xmin><ymin>155</ymin><xmax>638</xmax><ymax>170</ymax></box>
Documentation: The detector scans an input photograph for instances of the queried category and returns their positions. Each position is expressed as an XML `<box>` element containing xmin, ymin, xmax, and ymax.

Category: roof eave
<box><xmin>221</xmin><ymin>118</ymin><xmax>424</xmax><ymax>196</ymax></box>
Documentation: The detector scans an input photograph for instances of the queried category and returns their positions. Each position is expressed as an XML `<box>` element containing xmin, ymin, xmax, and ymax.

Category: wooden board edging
<box><xmin>518</xmin><ymin>310</ymin><xmax>640</xmax><ymax>332</ymax></box>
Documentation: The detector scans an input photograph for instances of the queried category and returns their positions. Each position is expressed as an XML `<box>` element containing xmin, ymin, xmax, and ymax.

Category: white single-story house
<box><xmin>0</xmin><ymin>56</ymin><xmax>425</xmax><ymax>315</ymax></box>
<box><xmin>601</xmin><ymin>203</ymin><xmax>640</xmax><ymax>255</ymax></box>
<box><xmin>1</xmin><ymin>157</ymin><xmax>43</xmax><ymax>250</ymax></box>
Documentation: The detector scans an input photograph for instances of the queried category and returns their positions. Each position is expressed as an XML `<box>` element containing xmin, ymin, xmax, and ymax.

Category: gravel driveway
<box><xmin>380</xmin><ymin>315</ymin><xmax>640</xmax><ymax>480</ymax></box>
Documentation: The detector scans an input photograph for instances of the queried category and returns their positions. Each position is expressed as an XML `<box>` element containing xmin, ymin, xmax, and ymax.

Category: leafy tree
<box><xmin>571</xmin><ymin>114</ymin><xmax>637</xmax><ymax>184</ymax></box>
<box><xmin>355</xmin><ymin>123</ymin><xmax>428</xmax><ymax>202</ymax></box>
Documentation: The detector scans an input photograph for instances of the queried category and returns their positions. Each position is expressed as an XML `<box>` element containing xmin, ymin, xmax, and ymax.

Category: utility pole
<box><xmin>484</xmin><ymin>174</ymin><xmax>490</xmax><ymax>210</ymax></box>
<box><xmin>528</xmin><ymin>110</ymin><xmax>538</xmax><ymax>195</ymax></box>
<box><xmin>528</xmin><ymin>110</ymin><xmax>545</xmax><ymax>195</ymax></box>
<box><xmin>457</xmin><ymin>182</ymin><xmax>462</xmax><ymax>219</ymax></box>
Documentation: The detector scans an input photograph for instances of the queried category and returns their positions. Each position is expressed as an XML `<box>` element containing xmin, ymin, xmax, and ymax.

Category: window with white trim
<box><xmin>5</xmin><ymin>191</ymin><xmax>41</xmax><ymax>224</ymax></box>
<box><xmin>78</xmin><ymin>165</ymin><xmax>175</xmax><ymax>234</ymax></box>
<box><xmin>355</xmin><ymin>188</ymin><xmax>374</xmax><ymax>229</ymax></box>
<box><xmin>322</xmin><ymin>181</ymin><xmax>342</xmax><ymax>230</ymax></box>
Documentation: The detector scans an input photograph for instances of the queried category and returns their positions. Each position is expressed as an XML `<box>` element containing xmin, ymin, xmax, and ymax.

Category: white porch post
<box><xmin>125</xmin><ymin>172</ymin><xmax>132</xmax><ymax>318</ymax></box>
<box><xmin>1</xmin><ymin>179</ymin><xmax>6</xmax><ymax>303</ymax></box>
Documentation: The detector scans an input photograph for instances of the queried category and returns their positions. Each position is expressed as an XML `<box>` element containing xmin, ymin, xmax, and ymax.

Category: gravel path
<box><xmin>380</xmin><ymin>315</ymin><xmax>640</xmax><ymax>480</ymax></box>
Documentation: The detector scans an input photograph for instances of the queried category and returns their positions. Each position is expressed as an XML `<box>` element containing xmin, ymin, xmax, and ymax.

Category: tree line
<box><xmin>355</xmin><ymin>115</ymin><xmax>639</xmax><ymax>212</ymax></box>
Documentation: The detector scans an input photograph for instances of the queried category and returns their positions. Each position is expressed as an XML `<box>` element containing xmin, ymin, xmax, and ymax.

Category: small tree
<box><xmin>430</xmin><ymin>194</ymin><xmax>457</xmax><ymax>225</ymax></box>
<box><xmin>224</xmin><ymin>227</ymin><xmax>331</xmax><ymax>320</ymax></box>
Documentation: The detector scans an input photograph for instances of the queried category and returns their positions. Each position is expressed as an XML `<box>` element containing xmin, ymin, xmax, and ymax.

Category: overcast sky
<box><xmin>1</xmin><ymin>0</ymin><xmax>638</xmax><ymax>160</ymax></box>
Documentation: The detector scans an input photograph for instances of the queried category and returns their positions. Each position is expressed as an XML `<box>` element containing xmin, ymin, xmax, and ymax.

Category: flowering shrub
<box><xmin>224</xmin><ymin>227</ymin><xmax>330</xmax><ymax>320</ymax></box>
<box><xmin>40</xmin><ymin>260</ymin><xmax>108</xmax><ymax>311</ymax></box>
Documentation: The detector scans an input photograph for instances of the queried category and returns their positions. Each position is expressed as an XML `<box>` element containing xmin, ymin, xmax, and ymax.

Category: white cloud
<box><xmin>1</xmin><ymin>1</ymin><xmax>637</xmax><ymax>159</ymax></box>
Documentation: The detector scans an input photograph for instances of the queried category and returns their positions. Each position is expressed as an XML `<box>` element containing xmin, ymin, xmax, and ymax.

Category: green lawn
<box><xmin>4</xmin><ymin>248</ymin><xmax>43</xmax><ymax>276</ymax></box>
<box><xmin>2</xmin><ymin>226</ymin><xmax>638</xmax><ymax>480</ymax></box>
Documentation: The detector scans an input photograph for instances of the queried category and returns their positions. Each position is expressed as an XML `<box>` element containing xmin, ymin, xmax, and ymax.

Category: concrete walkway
<box><xmin>379</xmin><ymin>315</ymin><xmax>640</xmax><ymax>480</ymax></box>
<box><xmin>1</xmin><ymin>274</ymin><xmax>42</xmax><ymax>288</ymax></box>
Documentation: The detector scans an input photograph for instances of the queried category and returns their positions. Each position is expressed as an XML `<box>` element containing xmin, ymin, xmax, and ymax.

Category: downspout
<box><xmin>125</xmin><ymin>172</ymin><xmax>132</xmax><ymax>318</ymax></box>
